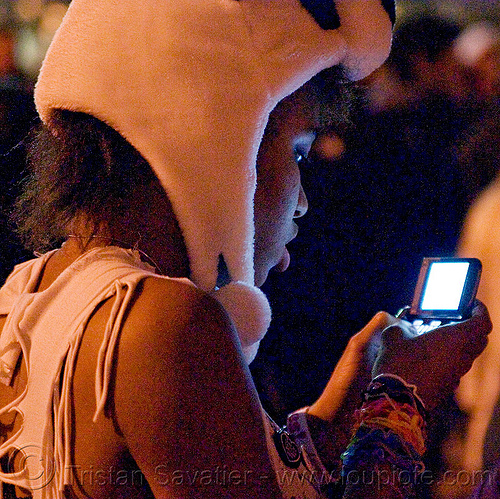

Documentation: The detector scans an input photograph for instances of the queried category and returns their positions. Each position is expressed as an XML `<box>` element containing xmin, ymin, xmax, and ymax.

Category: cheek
<box><xmin>274</xmin><ymin>179</ymin><xmax>301</xmax><ymax>224</ymax></box>
<box><xmin>253</xmin><ymin>172</ymin><xmax>301</xmax><ymax>279</ymax></box>
<box><xmin>253</xmin><ymin>175</ymin><xmax>300</xmax><ymax>286</ymax></box>
<box><xmin>254</xmin><ymin>166</ymin><xmax>300</xmax><ymax>229</ymax></box>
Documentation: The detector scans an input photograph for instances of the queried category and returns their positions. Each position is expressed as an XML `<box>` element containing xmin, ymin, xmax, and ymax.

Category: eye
<box><xmin>294</xmin><ymin>149</ymin><xmax>308</xmax><ymax>165</ymax></box>
<box><xmin>293</xmin><ymin>132</ymin><xmax>316</xmax><ymax>166</ymax></box>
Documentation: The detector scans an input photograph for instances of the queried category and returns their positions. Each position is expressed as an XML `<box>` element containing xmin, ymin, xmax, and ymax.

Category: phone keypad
<box><xmin>412</xmin><ymin>319</ymin><xmax>442</xmax><ymax>335</ymax></box>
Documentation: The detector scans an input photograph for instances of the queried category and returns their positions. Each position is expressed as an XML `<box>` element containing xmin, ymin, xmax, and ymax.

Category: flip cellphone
<box><xmin>396</xmin><ymin>257</ymin><xmax>482</xmax><ymax>334</ymax></box>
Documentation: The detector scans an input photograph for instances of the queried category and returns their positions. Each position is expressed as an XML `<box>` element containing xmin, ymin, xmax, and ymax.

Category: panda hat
<box><xmin>35</xmin><ymin>0</ymin><xmax>395</xmax><ymax>363</ymax></box>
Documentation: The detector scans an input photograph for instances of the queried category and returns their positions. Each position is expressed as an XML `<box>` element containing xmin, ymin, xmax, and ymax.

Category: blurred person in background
<box><xmin>474</xmin><ymin>40</ymin><xmax>500</xmax><ymax>100</ymax></box>
<box><xmin>452</xmin><ymin>23</ymin><xmax>500</xmax><ymax>207</ymax></box>
<box><xmin>452</xmin><ymin>24</ymin><xmax>500</xmax><ymax>491</ymax></box>
<box><xmin>364</xmin><ymin>13</ymin><xmax>472</xmax><ymax>112</ymax></box>
<box><xmin>455</xmin><ymin>156</ymin><xmax>500</xmax><ymax>493</ymax></box>
<box><xmin>454</xmin><ymin>22</ymin><xmax>500</xmax><ymax>104</ymax></box>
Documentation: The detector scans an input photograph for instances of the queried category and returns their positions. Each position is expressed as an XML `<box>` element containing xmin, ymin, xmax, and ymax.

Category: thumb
<box><xmin>354</xmin><ymin>312</ymin><xmax>399</xmax><ymax>365</ymax></box>
<box><xmin>352</xmin><ymin>311</ymin><xmax>398</xmax><ymax>348</ymax></box>
<box><xmin>373</xmin><ymin>323</ymin><xmax>415</xmax><ymax>378</ymax></box>
<box><xmin>309</xmin><ymin>312</ymin><xmax>397</xmax><ymax>421</ymax></box>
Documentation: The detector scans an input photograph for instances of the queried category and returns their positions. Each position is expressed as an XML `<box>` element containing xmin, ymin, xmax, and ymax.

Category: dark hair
<box><xmin>388</xmin><ymin>16</ymin><xmax>461</xmax><ymax>81</ymax></box>
<box><xmin>304</xmin><ymin>65</ymin><xmax>354</xmax><ymax>132</ymax></box>
<box><xmin>14</xmin><ymin>111</ymin><xmax>156</xmax><ymax>252</ymax></box>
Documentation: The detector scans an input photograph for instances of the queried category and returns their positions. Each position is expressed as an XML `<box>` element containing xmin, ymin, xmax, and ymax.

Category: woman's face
<box><xmin>253</xmin><ymin>88</ymin><xmax>318</xmax><ymax>287</ymax></box>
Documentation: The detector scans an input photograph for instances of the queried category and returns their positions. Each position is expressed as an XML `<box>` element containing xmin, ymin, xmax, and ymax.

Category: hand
<box><xmin>309</xmin><ymin>311</ymin><xmax>398</xmax><ymax>422</ymax></box>
<box><xmin>373</xmin><ymin>301</ymin><xmax>491</xmax><ymax>410</ymax></box>
<box><xmin>306</xmin><ymin>312</ymin><xmax>398</xmax><ymax>467</ymax></box>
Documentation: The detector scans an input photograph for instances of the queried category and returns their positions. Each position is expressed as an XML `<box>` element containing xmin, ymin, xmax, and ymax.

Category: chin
<box><xmin>253</xmin><ymin>265</ymin><xmax>271</xmax><ymax>288</ymax></box>
<box><xmin>254</xmin><ymin>274</ymin><xmax>267</xmax><ymax>289</ymax></box>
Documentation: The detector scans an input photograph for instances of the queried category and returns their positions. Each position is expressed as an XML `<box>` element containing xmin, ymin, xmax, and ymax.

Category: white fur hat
<box><xmin>35</xmin><ymin>0</ymin><xmax>394</xmax><ymax>363</ymax></box>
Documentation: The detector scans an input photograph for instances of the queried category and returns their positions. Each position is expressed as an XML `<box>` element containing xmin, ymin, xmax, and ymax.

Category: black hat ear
<box><xmin>298</xmin><ymin>1</ymin><xmax>396</xmax><ymax>30</ymax></box>
<box><xmin>234</xmin><ymin>1</ymin><xmax>396</xmax><ymax>31</ymax></box>
<box><xmin>234</xmin><ymin>0</ymin><xmax>341</xmax><ymax>30</ymax></box>
<box><xmin>381</xmin><ymin>0</ymin><xmax>397</xmax><ymax>25</ymax></box>
<box><xmin>298</xmin><ymin>0</ymin><xmax>340</xmax><ymax>30</ymax></box>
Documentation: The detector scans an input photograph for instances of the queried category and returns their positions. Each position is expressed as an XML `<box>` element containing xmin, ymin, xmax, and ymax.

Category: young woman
<box><xmin>0</xmin><ymin>1</ymin><xmax>491</xmax><ymax>498</ymax></box>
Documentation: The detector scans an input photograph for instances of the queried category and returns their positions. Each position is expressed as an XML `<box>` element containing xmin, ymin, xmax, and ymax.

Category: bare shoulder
<box><xmin>114</xmin><ymin>275</ymin><xmax>246</xmax><ymax>400</ymax></box>
<box><xmin>122</xmin><ymin>275</ymin><xmax>238</xmax><ymax>354</ymax></box>
<box><xmin>113</xmin><ymin>276</ymin><xmax>279</xmax><ymax>498</ymax></box>
<box><xmin>114</xmin><ymin>274</ymin><xmax>249</xmax><ymax>400</ymax></box>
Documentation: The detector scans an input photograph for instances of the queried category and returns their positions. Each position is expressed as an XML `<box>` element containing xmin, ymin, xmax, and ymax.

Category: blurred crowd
<box><xmin>2</xmin><ymin>5</ymin><xmax>500</xmax><ymax>499</ymax></box>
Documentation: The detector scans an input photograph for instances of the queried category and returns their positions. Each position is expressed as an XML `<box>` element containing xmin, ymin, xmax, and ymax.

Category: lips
<box><xmin>275</xmin><ymin>247</ymin><xmax>291</xmax><ymax>273</ymax></box>
<box><xmin>275</xmin><ymin>224</ymin><xmax>299</xmax><ymax>273</ymax></box>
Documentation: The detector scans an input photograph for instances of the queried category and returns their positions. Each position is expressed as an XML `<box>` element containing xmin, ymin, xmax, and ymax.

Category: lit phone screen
<box><xmin>420</xmin><ymin>262</ymin><xmax>469</xmax><ymax>311</ymax></box>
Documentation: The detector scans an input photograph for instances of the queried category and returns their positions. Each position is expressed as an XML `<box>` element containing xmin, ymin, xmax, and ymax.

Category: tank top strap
<box><xmin>0</xmin><ymin>246</ymin><xmax>193</xmax><ymax>498</ymax></box>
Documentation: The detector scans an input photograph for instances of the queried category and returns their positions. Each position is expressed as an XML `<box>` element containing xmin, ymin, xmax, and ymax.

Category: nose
<box><xmin>294</xmin><ymin>185</ymin><xmax>308</xmax><ymax>218</ymax></box>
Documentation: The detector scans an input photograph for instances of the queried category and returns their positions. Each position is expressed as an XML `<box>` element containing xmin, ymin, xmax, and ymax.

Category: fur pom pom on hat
<box><xmin>35</xmin><ymin>0</ymin><xmax>394</xmax><ymax>363</ymax></box>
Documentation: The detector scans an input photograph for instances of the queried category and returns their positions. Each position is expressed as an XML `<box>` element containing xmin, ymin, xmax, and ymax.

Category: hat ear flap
<box><xmin>211</xmin><ymin>281</ymin><xmax>272</xmax><ymax>364</ymax></box>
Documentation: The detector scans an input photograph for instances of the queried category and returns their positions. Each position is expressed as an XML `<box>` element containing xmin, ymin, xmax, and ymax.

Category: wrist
<box><xmin>287</xmin><ymin>408</ymin><xmax>341</xmax><ymax>484</ymax></box>
<box><xmin>307</xmin><ymin>400</ymin><xmax>336</xmax><ymax>423</ymax></box>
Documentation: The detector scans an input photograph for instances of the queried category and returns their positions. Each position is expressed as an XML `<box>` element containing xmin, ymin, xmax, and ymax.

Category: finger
<box><xmin>469</xmin><ymin>300</ymin><xmax>493</xmax><ymax>331</ymax></box>
<box><xmin>421</xmin><ymin>305</ymin><xmax>491</xmax><ymax>366</ymax></box>
<box><xmin>353</xmin><ymin>311</ymin><xmax>398</xmax><ymax>344</ymax></box>
<box><xmin>464</xmin><ymin>301</ymin><xmax>491</xmax><ymax>355</ymax></box>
